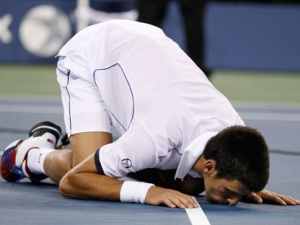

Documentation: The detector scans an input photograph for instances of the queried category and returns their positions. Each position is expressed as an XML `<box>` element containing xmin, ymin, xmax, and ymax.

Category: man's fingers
<box><xmin>268</xmin><ymin>194</ymin><xmax>288</xmax><ymax>205</ymax></box>
<box><xmin>269</xmin><ymin>194</ymin><xmax>299</xmax><ymax>206</ymax></box>
<box><xmin>145</xmin><ymin>186</ymin><xmax>199</xmax><ymax>208</ymax></box>
<box><xmin>256</xmin><ymin>189</ymin><xmax>300</xmax><ymax>206</ymax></box>
<box><xmin>243</xmin><ymin>192</ymin><xmax>263</xmax><ymax>204</ymax></box>
<box><xmin>165</xmin><ymin>198</ymin><xmax>187</xmax><ymax>209</ymax></box>
<box><xmin>284</xmin><ymin>196</ymin><xmax>300</xmax><ymax>205</ymax></box>
<box><xmin>164</xmin><ymin>199</ymin><xmax>176</xmax><ymax>208</ymax></box>
<box><xmin>251</xmin><ymin>192</ymin><xmax>263</xmax><ymax>204</ymax></box>
<box><xmin>163</xmin><ymin>193</ymin><xmax>198</xmax><ymax>208</ymax></box>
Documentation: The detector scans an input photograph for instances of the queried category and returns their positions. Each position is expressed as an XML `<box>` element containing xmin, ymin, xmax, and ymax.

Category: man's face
<box><xmin>204</xmin><ymin>176</ymin><xmax>251</xmax><ymax>206</ymax></box>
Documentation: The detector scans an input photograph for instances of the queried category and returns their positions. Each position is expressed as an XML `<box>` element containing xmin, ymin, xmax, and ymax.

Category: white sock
<box><xmin>27</xmin><ymin>148</ymin><xmax>55</xmax><ymax>174</ymax></box>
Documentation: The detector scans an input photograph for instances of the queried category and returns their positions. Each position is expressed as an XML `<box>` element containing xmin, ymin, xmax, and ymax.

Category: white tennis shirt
<box><xmin>57</xmin><ymin>20</ymin><xmax>244</xmax><ymax>180</ymax></box>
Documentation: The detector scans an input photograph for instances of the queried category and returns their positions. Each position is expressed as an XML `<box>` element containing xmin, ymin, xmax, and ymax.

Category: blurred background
<box><xmin>0</xmin><ymin>0</ymin><xmax>299</xmax><ymax>103</ymax></box>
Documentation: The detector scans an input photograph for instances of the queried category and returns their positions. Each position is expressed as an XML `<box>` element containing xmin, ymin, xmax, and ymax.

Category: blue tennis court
<box><xmin>0</xmin><ymin>96</ymin><xmax>299</xmax><ymax>225</ymax></box>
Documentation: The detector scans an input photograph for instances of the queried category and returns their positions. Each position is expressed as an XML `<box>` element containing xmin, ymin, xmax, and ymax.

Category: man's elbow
<box><xmin>59</xmin><ymin>173</ymin><xmax>76</xmax><ymax>198</ymax></box>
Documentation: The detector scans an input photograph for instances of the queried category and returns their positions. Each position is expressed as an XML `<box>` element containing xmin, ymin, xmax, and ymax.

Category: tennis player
<box><xmin>1</xmin><ymin>20</ymin><xmax>299</xmax><ymax>208</ymax></box>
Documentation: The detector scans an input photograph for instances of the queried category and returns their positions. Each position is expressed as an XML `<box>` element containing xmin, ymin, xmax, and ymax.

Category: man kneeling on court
<box><xmin>1</xmin><ymin>20</ymin><xmax>299</xmax><ymax>208</ymax></box>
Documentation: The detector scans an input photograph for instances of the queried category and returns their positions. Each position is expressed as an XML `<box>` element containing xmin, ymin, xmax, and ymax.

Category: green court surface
<box><xmin>211</xmin><ymin>71</ymin><xmax>300</xmax><ymax>104</ymax></box>
<box><xmin>0</xmin><ymin>64</ymin><xmax>60</xmax><ymax>96</ymax></box>
<box><xmin>0</xmin><ymin>64</ymin><xmax>300</xmax><ymax>104</ymax></box>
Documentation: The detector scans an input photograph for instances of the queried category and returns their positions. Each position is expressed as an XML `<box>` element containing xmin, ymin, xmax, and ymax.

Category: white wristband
<box><xmin>120</xmin><ymin>181</ymin><xmax>154</xmax><ymax>204</ymax></box>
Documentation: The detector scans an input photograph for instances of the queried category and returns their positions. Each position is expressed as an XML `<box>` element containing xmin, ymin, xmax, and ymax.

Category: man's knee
<box><xmin>69</xmin><ymin>132</ymin><xmax>112</xmax><ymax>166</ymax></box>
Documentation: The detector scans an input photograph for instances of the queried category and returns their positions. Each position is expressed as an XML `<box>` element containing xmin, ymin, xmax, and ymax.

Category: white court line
<box><xmin>1</xmin><ymin>99</ymin><xmax>300</xmax><ymax>122</ymax></box>
<box><xmin>239</xmin><ymin>112</ymin><xmax>300</xmax><ymax>122</ymax></box>
<box><xmin>185</xmin><ymin>197</ymin><xmax>210</xmax><ymax>225</ymax></box>
<box><xmin>0</xmin><ymin>104</ymin><xmax>62</xmax><ymax>114</ymax></box>
<box><xmin>1</xmin><ymin>103</ymin><xmax>300</xmax><ymax>122</ymax></box>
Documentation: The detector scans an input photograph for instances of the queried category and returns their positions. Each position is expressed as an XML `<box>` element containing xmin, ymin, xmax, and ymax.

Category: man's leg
<box><xmin>179</xmin><ymin>0</ymin><xmax>211</xmax><ymax>78</ymax></box>
<box><xmin>136</xmin><ymin>0</ymin><xmax>169</xmax><ymax>26</ymax></box>
<box><xmin>47</xmin><ymin>56</ymin><xmax>113</xmax><ymax>184</ymax></box>
<box><xmin>1</xmin><ymin>121</ymin><xmax>62</xmax><ymax>183</ymax></box>
<box><xmin>1</xmin><ymin>122</ymin><xmax>112</xmax><ymax>185</ymax></box>
<box><xmin>44</xmin><ymin>132</ymin><xmax>112</xmax><ymax>184</ymax></box>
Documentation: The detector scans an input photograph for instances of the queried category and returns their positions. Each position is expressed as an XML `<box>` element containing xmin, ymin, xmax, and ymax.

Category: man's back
<box><xmin>57</xmin><ymin>20</ymin><xmax>244</xmax><ymax>177</ymax></box>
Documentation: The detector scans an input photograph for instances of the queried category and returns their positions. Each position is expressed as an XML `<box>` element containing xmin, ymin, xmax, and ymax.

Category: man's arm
<box><xmin>128</xmin><ymin>169</ymin><xmax>205</xmax><ymax>195</ymax></box>
<box><xmin>59</xmin><ymin>154</ymin><xmax>199</xmax><ymax>208</ymax></box>
<box><xmin>59</xmin><ymin>154</ymin><xmax>121</xmax><ymax>201</ymax></box>
<box><xmin>242</xmin><ymin>189</ymin><xmax>300</xmax><ymax>205</ymax></box>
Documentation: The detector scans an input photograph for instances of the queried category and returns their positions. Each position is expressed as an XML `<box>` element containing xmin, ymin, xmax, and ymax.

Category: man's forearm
<box><xmin>60</xmin><ymin>171</ymin><xmax>122</xmax><ymax>201</ymax></box>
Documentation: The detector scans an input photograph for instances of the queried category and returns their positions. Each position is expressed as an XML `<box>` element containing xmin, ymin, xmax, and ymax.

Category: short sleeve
<box><xmin>98</xmin><ymin>120</ymin><xmax>158</xmax><ymax>178</ymax></box>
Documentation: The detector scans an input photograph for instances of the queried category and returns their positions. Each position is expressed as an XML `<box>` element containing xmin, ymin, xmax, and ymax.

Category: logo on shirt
<box><xmin>121</xmin><ymin>158</ymin><xmax>132</xmax><ymax>169</ymax></box>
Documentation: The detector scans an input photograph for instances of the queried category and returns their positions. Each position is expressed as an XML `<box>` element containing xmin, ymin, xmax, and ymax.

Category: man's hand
<box><xmin>145</xmin><ymin>186</ymin><xmax>199</xmax><ymax>208</ymax></box>
<box><xmin>243</xmin><ymin>189</ymin><xmax>300</xmax><ymax>205</ymax></box>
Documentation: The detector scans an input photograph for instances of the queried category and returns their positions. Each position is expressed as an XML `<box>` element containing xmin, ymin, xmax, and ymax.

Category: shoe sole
<box><xmin>29</xmin><ymin>121</ymin><xmax>62</xmax><ymax>141</ymax></box>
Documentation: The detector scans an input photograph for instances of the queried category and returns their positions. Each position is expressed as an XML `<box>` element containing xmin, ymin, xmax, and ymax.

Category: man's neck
<box><xmin>192</xmin><ymin>155</ymin><xmax>204</xmax><ymax>177</ymax></box>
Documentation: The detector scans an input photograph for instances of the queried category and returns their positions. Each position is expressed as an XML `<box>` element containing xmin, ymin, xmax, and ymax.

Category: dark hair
<box><xmin>203</xmin><ymin>126</ymin><xmax>269</xmax><ymax>192</ymax></box>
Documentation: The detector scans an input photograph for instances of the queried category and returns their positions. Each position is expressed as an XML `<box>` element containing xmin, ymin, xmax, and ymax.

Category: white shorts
<box><xmin>56</xmin><ymin>57</ymin><xmax>112</xmax><ymax>136</ymax></box>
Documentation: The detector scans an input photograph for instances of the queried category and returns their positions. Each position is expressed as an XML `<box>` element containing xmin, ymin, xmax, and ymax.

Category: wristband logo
<box><xmin>121</xmin><ymin>158</ymin><xmax>132</xmax><ymax>169</ymax></box>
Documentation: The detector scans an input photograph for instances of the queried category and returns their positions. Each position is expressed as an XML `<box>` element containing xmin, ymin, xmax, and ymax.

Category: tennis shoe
<box><xmin>1</xmin><ymin>121</ymin><xmax>61</xmax><ymax>183</ymax></box>
<box><xmin>56</xmin><ymin>133</ymin><xmax>70</xmax><ymax>149</ymax></box>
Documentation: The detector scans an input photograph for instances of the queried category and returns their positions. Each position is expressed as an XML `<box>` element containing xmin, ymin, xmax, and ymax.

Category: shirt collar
<box><xmin>175</xmin><ymin>131</ymin><xmax>218</xmax><ymax>180</ymax></box>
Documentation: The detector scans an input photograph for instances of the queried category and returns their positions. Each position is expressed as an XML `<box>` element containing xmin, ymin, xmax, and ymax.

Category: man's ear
<box><xmin>203</xmin><ymin>159</ymin><xmax>217</xmax><ymax>177</ymax></box>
